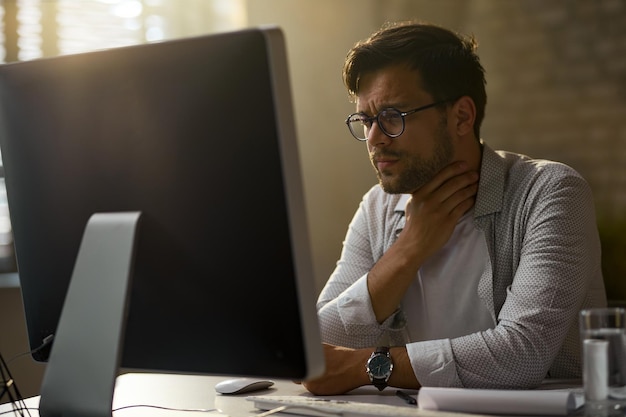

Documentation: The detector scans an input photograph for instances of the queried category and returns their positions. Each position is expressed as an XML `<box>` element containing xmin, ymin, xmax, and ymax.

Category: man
<box><xmin>302</xmin><ymin>21</ymin><xmax>606</xmax><ymax>396</ymax></box>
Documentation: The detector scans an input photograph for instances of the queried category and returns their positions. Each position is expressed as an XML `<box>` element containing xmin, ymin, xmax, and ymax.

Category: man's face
<box><xmin>356</xmin><ymin>64</ymin><xmax>455</xmax><ymax>194</ymax></box>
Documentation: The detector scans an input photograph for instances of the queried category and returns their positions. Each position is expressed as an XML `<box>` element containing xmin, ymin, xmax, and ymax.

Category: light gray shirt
<box><xmin>401</xmin><ymin>206</ymin><xmax>494</xmax><ymax>342</ymax></box>
<box><xmin>317</xmin><ymin>142</ymin><xmax>607</xmax><ymax>389</ymax></box>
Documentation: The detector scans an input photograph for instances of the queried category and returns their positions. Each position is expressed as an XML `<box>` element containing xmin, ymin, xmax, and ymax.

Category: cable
<box><xmin>3</xmin><ymin>336</ymin><xmax>223</xmax><ymax>417</ymax></box>
<box><xmin>0</xmin><ymin>404</ymin><xmax>220</xmax><ymax>416</ymax></box>
<box><xmin>7</xmin><ymin>335</ymin><xmax>54</xmax><ymax>365</ymax></box>
<box><xmin>0</xmin><ymin>352</ymin><xmax>31</xmax><ymax>417</ymax></box>
<box><xmin>113</xmin><ymin>404</ymin><xmax>219</xmax><ymax>413</ymax></box>
<box><xmin>2</xmin><ymin>337</ymin><xmax>221</xmax><ymax>417</ymax></box>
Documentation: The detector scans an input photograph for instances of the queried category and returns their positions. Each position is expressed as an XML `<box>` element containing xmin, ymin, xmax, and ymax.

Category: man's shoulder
<box><xmin>477</xmin><ymin>144</ymin><xmax>590</xmax><ymax>217</ymax></box>
<box><xmin>487</xmin><ymin>145</ymin><xmax>585</xmax><ymax>184</ymax></box>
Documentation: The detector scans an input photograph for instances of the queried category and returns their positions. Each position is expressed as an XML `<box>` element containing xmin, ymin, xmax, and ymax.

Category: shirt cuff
<box><xmin>336</xmin><ymin>274</ymin><xmax>403</xmax><ymax>332</ymax></box>
<box><xmin>337</xmin><ymin>275</ymin><xmax>377</xmax><ymax>326</ymax></box>
<box><xmin>407</xmin><ymin>339</ymin><xmax>462</xmax><ymax>387</ymax></box>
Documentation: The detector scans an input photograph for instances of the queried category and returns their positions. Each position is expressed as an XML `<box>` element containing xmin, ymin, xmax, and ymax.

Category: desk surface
<box><xmin>1</xmin><ymin>372</ymin><xmax>420</xmax><ymax>417</ymax></box>
<box><xmin>0</xmin><ymin>372</ymin><xmax>581</xmax><ymax>417</ymax></box>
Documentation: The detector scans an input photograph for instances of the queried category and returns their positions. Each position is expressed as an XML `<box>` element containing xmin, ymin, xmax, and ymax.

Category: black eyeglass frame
<box><xmin>345</xmin><ymin>98</ymin><xmax>456</xmax><ymax>142</ymax></box>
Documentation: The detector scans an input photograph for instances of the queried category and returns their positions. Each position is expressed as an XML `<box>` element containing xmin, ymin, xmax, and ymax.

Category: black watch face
<box><xmin>369</xmin><ymin>354</ymin><xmax>392</xmax><ymax>378</ymax></box>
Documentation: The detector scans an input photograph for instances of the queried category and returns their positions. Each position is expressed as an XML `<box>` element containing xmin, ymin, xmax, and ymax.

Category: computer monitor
<box><xmin>0</xmin><ymin>26</ymin><xmax>324</xmax><ymax>416</ymax></box>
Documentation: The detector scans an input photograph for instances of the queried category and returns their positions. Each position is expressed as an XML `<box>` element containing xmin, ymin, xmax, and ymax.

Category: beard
<box><xmin>372</xmin><ymin>117</ymin><xmax>454</xmax><ymax>194</ymax></box>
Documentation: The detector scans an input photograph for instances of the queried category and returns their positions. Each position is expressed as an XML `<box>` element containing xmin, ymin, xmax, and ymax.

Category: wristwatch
<box><xmin>366</xmin><ymin>346</ymin><xmax>393</xmax><ymax>391</ymax></box>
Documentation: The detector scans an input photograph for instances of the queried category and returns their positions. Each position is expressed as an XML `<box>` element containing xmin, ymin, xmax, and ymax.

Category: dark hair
<box><xmin>343</xmin><ymin>20</ymin><xmax>487</xmax><ymax>138</ymax></box>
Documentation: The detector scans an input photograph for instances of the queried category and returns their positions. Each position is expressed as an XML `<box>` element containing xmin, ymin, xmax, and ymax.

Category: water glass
<box><xmin>580</xmin><ymin>307</ymin><xmax>626</xmax><ymax>416</ymax></box>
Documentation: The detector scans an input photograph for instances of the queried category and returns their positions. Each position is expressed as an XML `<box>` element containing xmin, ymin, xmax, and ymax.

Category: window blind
<box><xmin>0</xmin><ymin>0</ymin><xmax>247</xmax><ymax>272</ymax></box>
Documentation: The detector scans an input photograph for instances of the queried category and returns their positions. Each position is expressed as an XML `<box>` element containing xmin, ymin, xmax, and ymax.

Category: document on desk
<box><xmin>417</xmin><ymin>387</ymin><xmax>584</xmax><ymax>415</ymax></box>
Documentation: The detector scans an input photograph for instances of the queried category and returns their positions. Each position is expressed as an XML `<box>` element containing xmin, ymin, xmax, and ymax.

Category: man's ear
<box><xmin>452</xmin><ymin>96</ymin><xmax>476</xmax><ymax>137</ymax></box>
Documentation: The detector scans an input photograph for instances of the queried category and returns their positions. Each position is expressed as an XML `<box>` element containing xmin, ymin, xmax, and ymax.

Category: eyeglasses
<box><xmin>345</xmin><ymin>99</ymin><xmax>454</xmax><ymax>141</ymax></box>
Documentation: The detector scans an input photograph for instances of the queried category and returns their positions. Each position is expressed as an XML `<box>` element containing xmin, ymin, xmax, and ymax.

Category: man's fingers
<box><xmin>413</xmin><ymin>169</ymin><xmax>478</xmax><ymax>215</ymax></box>
<box><xmin>413</xmin><ymin>162</ymin><xmax>477</xmax><ymax>203</ymax></box>
<box><xmin>444</xmin><ymin>180</ymin><xmax>478</xmax><ymax>213</ymax></box>
<box><xmin>447</xmin><ymin>182</ymin><xmax>478</xmax><ymax>218</ymax></box>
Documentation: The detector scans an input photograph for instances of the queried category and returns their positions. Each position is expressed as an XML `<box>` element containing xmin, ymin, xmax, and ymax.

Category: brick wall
<box><xmin>462</xmin><ymin>0</ymin><xmax>626</xmax><ymax>299</ymax></box>
<box><xmin>470</xmin><ymin>0</ymin><xmax>626</xmax><ymax>219</ymax></box>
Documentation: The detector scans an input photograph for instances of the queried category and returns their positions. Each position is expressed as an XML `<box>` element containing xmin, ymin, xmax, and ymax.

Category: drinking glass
<box><xmin>580</xmin><ymin>307</ymin><xmax>626</xmax><ymax>416</ymax></box>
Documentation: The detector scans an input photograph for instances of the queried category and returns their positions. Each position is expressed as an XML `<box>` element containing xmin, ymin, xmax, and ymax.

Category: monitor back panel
<box><xmin>0</xmin><ymin>28</ymin><xmax>320</xmax><ymax>379</ymax></box>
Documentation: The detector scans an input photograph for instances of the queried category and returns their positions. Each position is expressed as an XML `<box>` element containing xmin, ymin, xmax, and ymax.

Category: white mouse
<box><xmin>214</xmin><ymin>377</ymin><xmax>275</xmax><ymax>395</ymax></box>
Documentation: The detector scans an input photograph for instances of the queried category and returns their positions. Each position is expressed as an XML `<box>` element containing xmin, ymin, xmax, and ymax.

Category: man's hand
<box><xmin>301</xmin><ymin>343</ymin><xmax>370</xmax><ymax>395</ymax></box>
<box><xmin>300</xmin><ymin>344</ymin><xmax>420</xmax><ymax>395</ymax></box>
<box><xmin>403</xmin><ymin>161</ymin><xmax>479</xmax><ymax>262</ymax></box>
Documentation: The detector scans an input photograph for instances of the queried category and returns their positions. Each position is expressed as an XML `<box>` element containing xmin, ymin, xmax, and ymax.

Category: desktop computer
<box><xmin>0</xmin><ymin>26</ymin><xmax>324</xmax><ymax>417</ymax></box>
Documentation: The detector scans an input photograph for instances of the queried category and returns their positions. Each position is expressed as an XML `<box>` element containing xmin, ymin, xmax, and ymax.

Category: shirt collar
<box><xmin>391</xmin><ymin>141</ymin><xmax>503</xmax><ymax>218</ymax></box>
<box><xmin>395</xmin><ymin>194</ymin><xmax>411</xmax><ymax>213</ymax></box>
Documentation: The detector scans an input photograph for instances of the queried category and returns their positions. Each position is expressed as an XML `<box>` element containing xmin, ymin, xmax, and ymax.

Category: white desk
<box><xmin>0</xmin><ymin>372</ymin><xmax>582</xmax><ymax>417</ymax></box>
<box><xmin>1</xmin><ymin>372</ymin><xmax>419</xmax><ymax>417</ymax></box>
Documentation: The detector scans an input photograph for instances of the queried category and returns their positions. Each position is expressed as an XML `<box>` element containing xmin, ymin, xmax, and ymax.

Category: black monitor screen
<box><xmin>0</xmin><ymin>27</ymin><xmax>323</xmax><ymax>382</ymax></box>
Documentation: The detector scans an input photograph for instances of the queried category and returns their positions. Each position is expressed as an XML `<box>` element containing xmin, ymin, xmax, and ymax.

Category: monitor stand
<box><xmin>38</xmin><ymin>212</ymin><xmax>142</xmax><ymax>417</ymax></box>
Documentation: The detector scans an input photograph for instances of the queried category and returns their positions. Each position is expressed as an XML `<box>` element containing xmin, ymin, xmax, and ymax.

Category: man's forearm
<box><xmin>367</xmin><ymin>238</ymin><xmax>423</xmax><ymax>323</ymax></box>
<box><xmin>388</xmin><ymin>346</ymin><xmax>421</xmax><ymax>389</ymax></box>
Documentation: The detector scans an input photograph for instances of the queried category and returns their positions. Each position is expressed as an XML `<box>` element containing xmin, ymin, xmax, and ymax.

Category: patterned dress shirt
<box><xmin>317</xmin><ymin>142</ymin><xmax>607</xmax><ymax>388</ymax></box>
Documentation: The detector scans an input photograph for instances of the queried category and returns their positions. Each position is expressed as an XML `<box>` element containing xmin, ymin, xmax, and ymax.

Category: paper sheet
<box><xmin>417</xmin><ymin>387</ymin><xmax>584</xmax><ymax>415</ymax></box>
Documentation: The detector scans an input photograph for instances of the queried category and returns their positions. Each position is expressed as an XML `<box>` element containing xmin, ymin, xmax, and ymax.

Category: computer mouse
<box><xmin>214</xmin><ymin>377</ymin><xmax>275</xmax><ymax>395</ymax></box>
